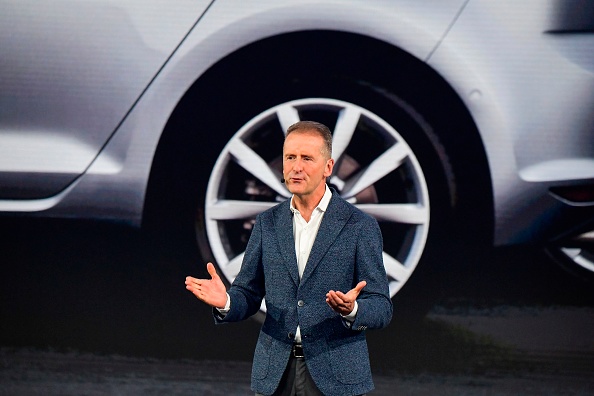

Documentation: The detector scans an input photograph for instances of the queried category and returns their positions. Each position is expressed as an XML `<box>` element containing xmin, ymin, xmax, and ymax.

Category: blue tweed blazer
<box><xmin>215</xmin><ymin>190</ymin><xmax>393</xmax><ymax>396</ymax></box>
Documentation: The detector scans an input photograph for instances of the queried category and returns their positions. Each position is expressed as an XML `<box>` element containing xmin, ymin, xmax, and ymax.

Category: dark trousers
<box><xmin>256</xmin><ymin>348</ymin><xmax>367</xmax><ymax>396</ymax></box>
<box><xmin>256</xmin><ymin>353</ymin><xmax>324</xmax><ymax>396</ymax></box>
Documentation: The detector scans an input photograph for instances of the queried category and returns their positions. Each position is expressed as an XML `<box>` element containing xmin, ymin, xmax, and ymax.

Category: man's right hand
<box><xmin>185</xmin><ymin>262</ymin><xmax>228</xmax><ymax>309</ymax></box>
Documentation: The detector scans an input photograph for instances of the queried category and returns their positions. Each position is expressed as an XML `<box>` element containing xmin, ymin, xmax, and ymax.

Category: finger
<box><xmin>333</xmin><ymin>290</ymin><xmax>351</xmax><ymax>304</ymax></box>
<box><xmin>326</xmin><ymin>292</ymin><xmax>336</xmax><ymax>304</ymax></box>
<box><xmin>326</xmin><ymin>295</ymin><xmax>351</xmax><ymax>314</ymax></box>
<box><xmin>186</xmin><ymin>280</ymin><xmax>199</xmax><ymax>290</ymax></box>
<box><xmin>327</xmin><ymin>291</ymin><xmax>345</xmax><ymax>307</ymax></box>
<box><xmin>326</xmin><ymin>290</ymin><xmax>340</xmax><ymax>301</ymax></box>
<box><xmin>332</xmin><ymin>294</ymin><xmax>349</xmax><ymax>306</ymax></box>
<box><xmin>354</xmin><ymin>280</ymin><xmax>367</xmax><ymax>293</ymax></box>
<box><xmin>186</xmin><ymin>284</ymin><xmax>200</xmax><ymax>296</ymax></box>
<box><xmin>326</xmin><ymin>295</ymin><xmax>342</xmax><ymax>309</ymax></box>
<box><xmin>206</xmin><ymin>262</ymin><xmax>220</xmax><ymax>280</ymax></box>
<box><xmin>188</xmin><ymin>279</ymin><xmax>201</xmax><ymax>290</ymax></box>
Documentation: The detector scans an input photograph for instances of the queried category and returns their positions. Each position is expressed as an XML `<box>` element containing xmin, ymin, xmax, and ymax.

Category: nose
<box><xmin>290</xmin><ymin>158</ymin><xmax>304</xmax><ymax>173</ymax></box>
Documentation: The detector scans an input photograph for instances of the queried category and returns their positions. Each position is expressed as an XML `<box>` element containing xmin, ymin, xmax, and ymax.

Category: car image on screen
<box><xmin>1</xmin><ymin>0</ymin><xmax>593</xmax><ymax>313</ymax></box>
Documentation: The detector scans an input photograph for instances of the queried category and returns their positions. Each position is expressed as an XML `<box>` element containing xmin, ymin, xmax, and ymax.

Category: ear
<box><xmin>324</xmin><ymin>158</ymin><xmax>335</xmax><ymax>177</ymax></box>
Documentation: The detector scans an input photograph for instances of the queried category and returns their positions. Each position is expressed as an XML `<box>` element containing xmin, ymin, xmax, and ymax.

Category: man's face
<box><xmin>283</xmin><ymin>131</ymin><xmax>334</xmax><ymax>198</ymax></box>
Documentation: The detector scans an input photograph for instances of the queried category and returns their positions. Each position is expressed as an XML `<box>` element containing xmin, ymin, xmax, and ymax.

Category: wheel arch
<box><xmin>143</xmin><ymin>29</ymin><xmax>494</xmax><ymax>249</ymax></box>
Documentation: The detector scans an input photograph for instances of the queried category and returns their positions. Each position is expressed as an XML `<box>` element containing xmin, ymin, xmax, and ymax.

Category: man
<box><xmin>185</xmin><ymin>121</ymin><xmax>392</xmax><ymax>395</ymax></box>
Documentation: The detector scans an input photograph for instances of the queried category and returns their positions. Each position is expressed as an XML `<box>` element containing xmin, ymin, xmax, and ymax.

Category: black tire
<box><xmin>145</xmin><ymin>31</ymin><xmax>491</xmax><ymax>317</ymax></box>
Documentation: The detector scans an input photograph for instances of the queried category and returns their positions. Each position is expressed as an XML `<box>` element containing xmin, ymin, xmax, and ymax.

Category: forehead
<box><xmin>283</xmin><ymin>130</ymin><xmax>324</xmax><ymax>153</ymax></box>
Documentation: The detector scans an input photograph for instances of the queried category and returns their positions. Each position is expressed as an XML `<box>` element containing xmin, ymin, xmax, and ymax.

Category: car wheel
<box><xmin>190</xmin><ymin>76</ymin><xmax>465</xmax><ymax>317</ymax></box>
<box><xmin>547</xmin><ymin>231</ymin><xmax>594</xmax><ymax>282</ymax></box>
<box><xmin>148</xmin><ymin>34</ymin><xmax>488</xmax><ymax>317</ymax></box>
<box><xmin>204</xmin><ymin>97</ymin><xmax>430</xmax><ymax>303</ymax></box>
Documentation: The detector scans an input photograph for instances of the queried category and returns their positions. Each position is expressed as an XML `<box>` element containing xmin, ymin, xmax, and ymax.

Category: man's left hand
<box><xmin>326</xmin><ymin>280</ymin><xmax>367</xmax><ymax>316</ymax></box>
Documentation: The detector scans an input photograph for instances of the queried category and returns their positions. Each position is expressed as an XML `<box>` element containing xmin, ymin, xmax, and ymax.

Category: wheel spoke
<box><xmin>221</xmin><ymin>252</ymin><xmax>244</xmax><ymax>280</ymax></box>
<box><xmin>332</xmin><ymin>106</ymin><xmax>360</xmax><ymax>163</ymax></box>
<box><xmin>276</xmin><ymin>104</ymin><xmax>301</xmax><ymax>134</ymax></box>
<box><xmin>382</xmin><ymin>252</ymin><xmax>412</xmax><ymax>283</ymax></box>
<box><xmin>561</xmin><ymin>247</ymin><xmax>594</xmax><ymax>272</ymax></box>
<box><xmin>227</xmin><ymin>138</ymin><xmax>290</xmax><ymax>197</ymax></box>
<box><xmin>357</xmin><ymin>203</ymin><xmax>428</xmax><ymax>224</ymax></box>
<box><xmin>207</xmin><ymin>200</ymin><xmax>277</xmax><ymax>220</ymax></box>
<box><xmin>342</xmin><ymin>143</ymin><xmax>409</xmax><ymax>198</ymax></box>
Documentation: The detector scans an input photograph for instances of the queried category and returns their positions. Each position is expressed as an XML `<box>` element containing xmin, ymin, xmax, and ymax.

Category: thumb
<box><xmin>206</xmin><ymin>262</ymin><xmax>220</xmax><ymax>280</ymax></box>
<box><xmin>354</xmin><ymin>280</ymin><xmax>367</xmax><ymax>293</ymax></box>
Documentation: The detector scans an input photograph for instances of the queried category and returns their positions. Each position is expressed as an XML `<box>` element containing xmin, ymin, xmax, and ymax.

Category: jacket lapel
<box><xmin>300</xmin><ymin>194</ymin><xmax>351</xmax><ymax>286</ymax></box>
<box><xmin>273</xmin><ymin>201</ymin><xmax>300</xmax><ymax>287</ymax></box>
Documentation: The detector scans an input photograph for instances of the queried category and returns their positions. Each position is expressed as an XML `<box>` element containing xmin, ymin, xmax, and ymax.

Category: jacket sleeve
<box><xmin>350</xmin><ymin>216</ymin><xmax>393</xmax><ymax>331</ymax></box>
<box><xmin>214</xmin><ymin>214</ymin><xmax>266</xmax><ymax>323</ymax></box>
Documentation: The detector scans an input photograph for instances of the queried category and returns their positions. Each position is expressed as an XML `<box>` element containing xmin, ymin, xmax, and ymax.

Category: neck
<box><xmin>293</xmin><ymin>185</ymin><xmax>326</xmax><ymax>222</ymax></box>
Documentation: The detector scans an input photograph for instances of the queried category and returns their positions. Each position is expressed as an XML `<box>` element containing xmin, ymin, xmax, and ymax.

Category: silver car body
<box><xmin>1</xmin><ymin>1</ymin><xmax>593</xmax><ymax>267</ymax></box>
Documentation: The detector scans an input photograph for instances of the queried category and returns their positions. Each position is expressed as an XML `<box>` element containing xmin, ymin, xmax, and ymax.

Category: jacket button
<box><xmin>288</xmin><ymin>332</ymin><xmax>295</xmax><ymax>339</ymax></box>
<box><xmin>297</xmin><ymin>300</ymin><xmax>304</xmax><ymax>307</ymax></box>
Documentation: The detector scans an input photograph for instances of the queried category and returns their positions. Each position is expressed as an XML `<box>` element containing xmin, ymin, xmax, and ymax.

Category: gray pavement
<box><xmin>2</xmin><ymin>305</ymin><xmax>594</xmax><ymax>395</ymax></box>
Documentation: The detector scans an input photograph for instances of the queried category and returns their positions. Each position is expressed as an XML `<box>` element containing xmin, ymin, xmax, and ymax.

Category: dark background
<box><xmin>1</xmin><ymin>216</ymin><xmax>593</xmax><ymax>374</ymax></box>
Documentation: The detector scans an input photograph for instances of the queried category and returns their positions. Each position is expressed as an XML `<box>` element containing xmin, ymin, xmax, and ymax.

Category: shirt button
<box><xmin>297</xmin><ymin>300</ymin><xmax>304</xmax><ymax>307</ymax></box>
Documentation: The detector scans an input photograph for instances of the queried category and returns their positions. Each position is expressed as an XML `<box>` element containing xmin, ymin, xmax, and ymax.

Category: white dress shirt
<box><xmin>290</xmin><ymin>185</ymin><xmax>357</xmax><ymax>342</ymax></box>
<box><xmin>291</xmin><ymin>185</ymin><xmax>332</xmax><ymax>343</ymax></box>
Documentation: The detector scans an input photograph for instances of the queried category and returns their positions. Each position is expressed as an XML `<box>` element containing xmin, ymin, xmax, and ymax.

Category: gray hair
<box><xmin>285</xmin><ymin>121</ymin><xmax>333</xmax><ymax>159</ymax></box>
